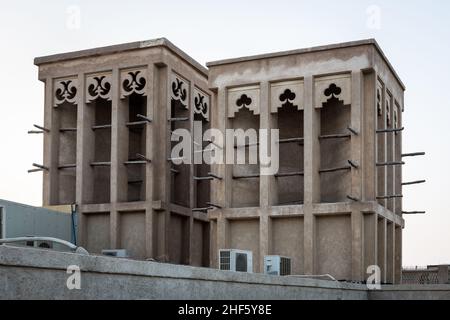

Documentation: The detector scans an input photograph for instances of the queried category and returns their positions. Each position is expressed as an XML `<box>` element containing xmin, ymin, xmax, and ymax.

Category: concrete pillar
<box><xmin>303</xmin><ymin>75</ymin><xmax>318</xmax><ymax>275</ymax></box>
<box><xmin>386</xmin><ymin>221</ymin><xmax>395</xmax><ymax>284</ymax></box>
<box><xmin>211</xmin><ymin>87</ymin><xmax>227</xmax><ymax>208</ymax></box>
<box><xmin>145</xmin><ymin>64</ymin><xmax>155</xmax><ymax>259</ymax></box>
<box><xmin>377</xmin><ymin>217</ymin><xmax>387</xmax><ymax>283</ymax></box>
<box><xmin>350</xmin><ymin>71</ymin><xmax>364</xmax><ymax>281</ymax></box>
<box><xmin>217</xmin><ymin>216</ymin><xmax>229</xmax><ymax>250</ymax></box>
<box><xmin>110</xmin><ymin>68</ymin><xmax>121</xmax><ymax>249</ymax></box>
<box><xmin>43</xmin><ymin>77</ymin><xmax>54</xmax><ymax>206</ymax></box>
<box><xmin>351</xmin><ymin>210</ymin><xmax>364</xmax><ymax>281</ymax></box>
<box><xmin>258</xmin><ymin>81</ymin><xmax>271</xmax><ymax>272</ymax></box>
<box><xmin>363</xmin><ymin>213</ymin><xmax>378</xmax><ymax>277</ymax></box>
<box><xmin>394</xmin><ymin>226</ymin><xmax>402</xmax><ymax>284</ymax></box>
<box><xmin>152</xmin><ymin>65</ymin><xmax>169</xmax><ymax>261</ymax></box>
<box><xmin>76</xmin><ymin>74</ymin><xmax>93</xmax><ymax>247</ymax></box>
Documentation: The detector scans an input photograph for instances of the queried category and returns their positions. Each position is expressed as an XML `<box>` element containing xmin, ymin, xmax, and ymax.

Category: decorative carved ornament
<box><xmin>386</xmin><ymin>93</ymin><xmax>392</xmax><ymax>126</ymax></box>
<box><xmin>121</xmin><ymin>69</ymin><xmax>147</xmax><ymax>99</ymax></box>
<box><xmin>376</xmin><ymin>80</ymin><xmax>383</xmax><ymax>116</ymax></box>
<box><xmin>54</xmin><ymin>78</ymin><xmax>78</xmax><ymax>106</ymax></box>
<box><xmin>194</xmin><ymin>88</ymin><xmax>210</xmax><ymax>121</ymax></box>
<box><xmin>270</xmin><ymin>80</ymin><xmax>304</xmax><ymax>113</ymax></box>
<box><xmin>170</xmin><ymin>72</ymin><xmax>189</xmax><ymax>109</ymax></box>
<box><xmin>228</xmin><ymin>85</ymin><xmax>260</xmax><ymax>118</ymax></box>
<box><xmin>86</xmin><ymin>73</ymin><xmax>112</xmax><ymax>103</ymax></box>
<box><xmin>394</xmin><ymin>105</ymin><xmax>399</xmax><ymax>129</ymax></box>
<box><xmin>315</xmin><ymin>74</ymin><xmax>351</xmax><ymax>108</ymax></box>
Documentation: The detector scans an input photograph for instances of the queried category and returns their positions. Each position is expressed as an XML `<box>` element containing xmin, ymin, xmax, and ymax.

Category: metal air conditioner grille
<box><xmin>235</xmin><ymin>253</ymin><xmax>248</xmax><ymax>272</ymax></box>
<box><xmin>280</xmin><ymin>257</ymin><xmax>291</xmax><ymax>276</ymax></box>
<box><xmin>220</xmin><ymin>250</ymin><xmax>231</xmax><ymax>270</ymax></box>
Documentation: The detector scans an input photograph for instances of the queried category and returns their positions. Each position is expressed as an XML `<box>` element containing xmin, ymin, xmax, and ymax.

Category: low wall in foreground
<box><xmin>0</xmin><ymin>246</ymin><xmax>449</xmax><ymax>300</ymax></box>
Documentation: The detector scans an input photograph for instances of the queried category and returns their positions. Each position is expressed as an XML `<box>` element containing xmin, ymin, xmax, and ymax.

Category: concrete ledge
<box><xmin>0</xmin><ymin>245</ymin><xmax>366</xmax><ymax>300</ymax></box>
<box><xmin>1</xmin><ymin>245</ymin><xmax>449</xmax><ymax>300</ymax></box>
<box><xmin>34</xmin><ymin>37</ymin><xmax>208</xmax><ymax>77</ymax></box>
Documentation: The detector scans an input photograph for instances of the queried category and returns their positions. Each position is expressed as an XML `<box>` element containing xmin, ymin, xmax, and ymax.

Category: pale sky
<box><xmin>0</xmin><ymin>0</ymin><xmax>449</xmax><ymax>267</ymax></box>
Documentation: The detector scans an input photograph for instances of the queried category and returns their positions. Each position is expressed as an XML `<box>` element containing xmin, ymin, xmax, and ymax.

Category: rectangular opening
<box><xmin>126</xmin><ymin>94</ymin><xmax>147</xmax><ymax>202</ymax></box>
<box><xmin>231</xmin><ymin>109</ymin><xmax>260</xmax><ymax>208</ymax></box>
<box><xmin>169</xmin><ymin>213</ymin><xmax>189</xmax><ymax>264</ymax></box>
<box><xmin>319</xmin><ymin>99</ymin><xmax>351</xmax><ymax>203</ymax></box>
<box><xmin>91</xmin><ymin>98</ymin><xmax>111</xmax><ymax>204</ymax></box>
<box><xmin>55</xmin><ymin>102</ymin><xmax>77</xmax><ymax>205</ymax></box>
<box><xmin>194</xmin><ymin>113</ymin><xmax>210</xmax><ymax>209</ymax></box>
<box><xmin>274</xmin><ymin>106</ymin><xmax>304</xmax><ymax>206</ymax></box>
<box><xmin>170</xmin><ymin>98</ymin><xmax>190</xmax><ymax>207</ymax></box>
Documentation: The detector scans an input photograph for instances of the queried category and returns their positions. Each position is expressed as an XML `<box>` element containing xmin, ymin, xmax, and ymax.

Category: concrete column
<box><xmin>394</xmin><ymin>226</ymin><xmax>402</xmax><ymax>284</ymax></box>
<box><xmin>217</xmin><ymin>216</ymin><xmax>229</xmax><ymax>250</ymax></box>
<box><xmin>163</xmin><ymin>66</ymin><xmax>171</xmax><ymax>262</ymax></box>
<box><xmin>386</xmin><ymin>221</ymin><xmax>395</xmax><ymax>283</ymax></box>
<box><xmin>351</xmin><ymin>71</ymin><xmax>363</xmax><ymax>200</ymax></box>
<box><xmin>110</xmin><ymin>68</ymin><xmax>121</xmax><ymax>249</ymax></box>
<box><xmin>211</xmin><ymin>87</ymin><xmax>227</xmax><ymax>208</ymax></box>
<box><xmin>42</xmin><ymin>77</ymin><xmax>53</xmax><ymax>206</ymax></box>
<box><xmin>153</xmin><ymin>65</ymin><xmax>169</xmax><ymax>261</ymax></box>
<box><xmin>258</xmin><ymin>82</ymin><xmax>271</xmax><ymax>272</ymax></box>
<box><xmin>209</xmin><ymin>219</ymin><xmax>218</xmax><ymax>268</ymax></box>
<box><xmin>145</xmin><ymin>64</ymin><xmax>155</xmax><ymax>259</ymax></box>
<box><xmin>363</xmin><ymin>213</ymin><xmax>378</xmax><ymax>277</ymax></box>
<box><xmin>76</xmin><ymin>74</ymin><xmax>92</xmax><ymax>246</ymax></box>
<box><xmin>48</xmin><ymin>80</ymin><xmax>60</xmax><ymax>206</ymax></box>
<box><xmin>377</xmin><ymin>217</ymin><xmax>387</xmax><ymax>283</ymax></box>
<box><xmin>350</xmin><ymin>71</ymin><xmax>364</xmax><ymax>281</ymax></box>
<box><xmin>303</xmin><ymin>75</ymin><xmax>318</xmax><ymax>275</ymax></box>
<box><xmin>304</xmin><ymin>76</ymin><xmax>320</xmax><ymax>205</ymax></box>
<box><xmin>351</xmin><ymin>210</ymin><xmax>364</xmax><ymax>281</ymax></box>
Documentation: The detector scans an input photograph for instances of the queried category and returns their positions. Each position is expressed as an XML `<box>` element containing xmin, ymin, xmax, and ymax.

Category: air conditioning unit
<box><xmin>219</xmin><ymin>249</ymin><xmax>253</xmax><ymax>273</ymax></box>
<box><xmin>264</xmin><ymin>255</ymin><xmax>292</xmax><ymax>276</ymax></box>
<box><xmin>102</xmin><ymin>249</ymin><xmax>128</xmax><ymax>258</ymax></box>
<box><xmin>25</xmin><ymin>239</ymin><xmax>53</xmax><ymax>249</ymax></box>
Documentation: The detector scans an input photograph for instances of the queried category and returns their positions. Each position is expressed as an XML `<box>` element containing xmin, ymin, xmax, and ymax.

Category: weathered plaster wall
<box><xmin>1</xmin><ymin>246</ymin><xmax>449</xmax><ymax>300</ymax></box>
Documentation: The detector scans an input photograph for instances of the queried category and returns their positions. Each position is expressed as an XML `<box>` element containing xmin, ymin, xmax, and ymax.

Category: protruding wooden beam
<box><xmin>376</xmin><ymin>194</ymin><xmax>403</xmax><ymax>200</ymax></box>
<box><xmin>319</xmin><ymin>166</ymin><xmax>351</xmax><ymax>174</ymax></box>
<box><xmin>402</xmin><ymin>180</ymin><xmax>426</xmax><ymax>186</ymax></box>
<box><xmin>376</xmin><ymin>127</ymin><xmax>404</xmax><ymax>134</ymax></box>
<box><xmin>376</xmin><ymin>161</ymin><xmax>405</xmax><ymax>167</ymax></box>
<box><xmin>402</xmin><ymin>211</ymin><xmax>426</xmax><ymax>215</ymax></box>
<box><xmin>402</xmin><ymin>152</ymin><xmax>425</xmax><ymax>158</ymax></box>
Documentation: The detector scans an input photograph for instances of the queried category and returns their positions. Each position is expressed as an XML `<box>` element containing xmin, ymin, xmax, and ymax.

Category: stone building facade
<box><xmin>34</xmin><ymin>38</ymin><xmax>405</xmax><ymax>283</ymax></box>
<box><xmin>34</xmin><ymin>39</ymin><xmax>211</xmax><ymax>266</ymax></box>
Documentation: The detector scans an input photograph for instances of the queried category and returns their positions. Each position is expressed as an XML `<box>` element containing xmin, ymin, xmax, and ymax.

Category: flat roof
<box><xmin>34</xmin><ymin>37</ymin><xmax>208</xmax><ymax>77</ymax></box>
<box><xmin>207</xmin><ymin>39</ymin><xmax>405</xmax><ymax>90</ymax></box>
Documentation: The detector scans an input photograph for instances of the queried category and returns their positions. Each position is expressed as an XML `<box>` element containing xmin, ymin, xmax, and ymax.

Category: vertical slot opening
<box><xmin>126</xmin><ymin>94</ymin><xmax>147</xmax><ymax>202</ymax></box>
<box><xmin>170</xmin><ymin>97</ymin><xmax>190</xmax><ymax>207</ymax></box>
<box><xmin>91</xmin><ymin>98</ymin><xmax>111</xmax><ymax>204</ymax></box>
<box><xmin>56</xmin><ymin>102</ymin><xmax>77</xmax><ymax>205</ymax></box>
<box><xmin>275</xmin><ymin>104</ymin><xmax>304</xmax><ymax>206</ymax></box>
<box><xmin>319</xmin><ymin>91</ymin><xmax>351</xmax><ymax>203</ymax></box>
<box><xmin>231</xmin><ymin>108</ymin><xmax>260</xmax><ymax>208</ymax></box>
<box><xmin>194</xmin><ymin>112</ymin><xmax>210</xmax><ymax>209</ymax></box>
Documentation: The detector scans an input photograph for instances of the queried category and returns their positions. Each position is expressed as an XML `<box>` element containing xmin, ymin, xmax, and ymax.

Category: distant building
<box><xmin>0</xmin><ymin>199</ymin><xmax>72</xmax><ymax>245</ymax></box>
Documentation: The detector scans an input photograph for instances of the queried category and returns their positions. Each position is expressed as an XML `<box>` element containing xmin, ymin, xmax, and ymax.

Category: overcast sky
<box><xmin>0</xmin><ymin>0</ymin><xmax>449</xmax><ymax>267</ymax></box>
